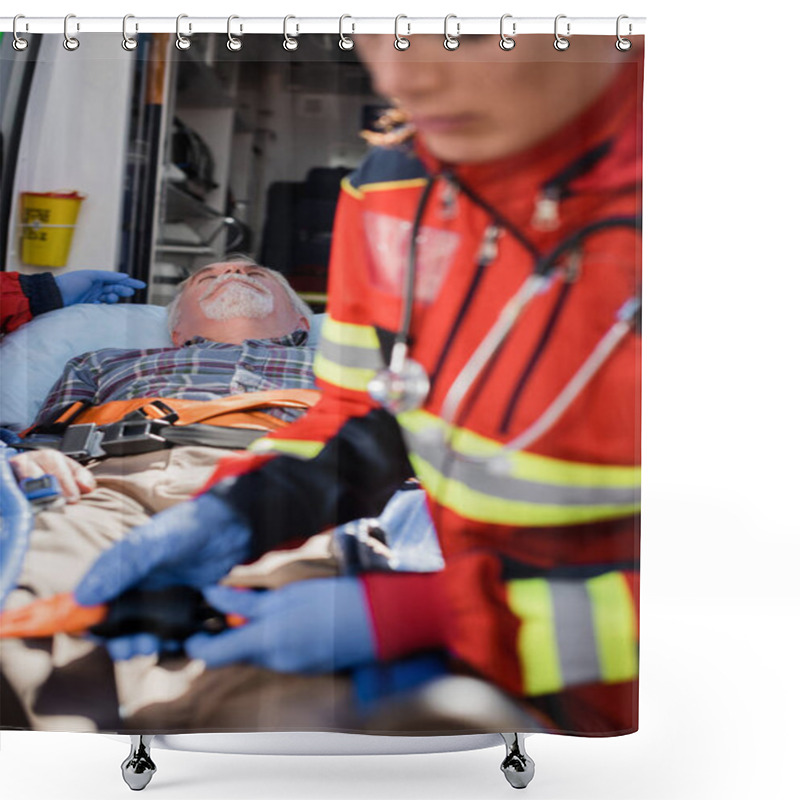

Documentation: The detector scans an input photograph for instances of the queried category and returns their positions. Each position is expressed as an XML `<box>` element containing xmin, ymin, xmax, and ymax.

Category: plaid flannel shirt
<box><xmin>35</xmin><ymin>330</ymin><xmax>316</xmax><ymax>428</ymax></box>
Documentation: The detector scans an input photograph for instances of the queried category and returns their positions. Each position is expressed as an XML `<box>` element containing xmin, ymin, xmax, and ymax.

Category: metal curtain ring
<box><xmin>283</xmin><ymin>16</ymin><xmax>299</xmax><ymax>51</ymax></box>
<box><xmin>499</xmin><ymin>14</ymin><xmax>516</xmax><ymax>50</ymax></box>
<box><xmin>63</xmin><ymin>14</ymin><xmax>80</xmax><ymax>51</ymax></box>
<box><xmin>122</xmin><ymin>15</ymin><xmax>138</xmax><ymax>51</ymax></box>
<box><xmin>176</xmin><ymin>14</ymin><xmax>191</xmax><ymax>50</ymax></box>
<box><xmin>554</xmin><ymin>14</ymin><xmax>570</xmax><ymax>51</ymax></box>
<box><xmin>12</xmin><ymin>15</ymin><xmax>29</xmax><ymax>51</ymax></box>
<box><xmin>339</xmin><ymin>15</ymin><xmax>355</xmax><ymax>51</ymax></box>
<box><xmin>227</xmin><ymin>15</ymin><xmax>242</xmax><ymax>51</ymax></box>
<box><xmin>394</xmin><ymin>15</ymin><xmax>410</xmax><ymax>51</ymax></box>
<box><xmin>443</xmin><ymin>14</ymin><xmax>460</xmax><ymax>50</ymax></box>
<box><xmin>616</xmin><ymin>14</ymin><xmax>632</xmax><ymax>51</ymax></box>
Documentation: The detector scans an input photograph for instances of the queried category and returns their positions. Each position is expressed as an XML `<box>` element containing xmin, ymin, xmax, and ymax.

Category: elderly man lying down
<box><xmin>8</xmin><ymin>258</ymin><xmax>317</xmax><ymax>537</ymax></box>
<box><xmin>1</xmin><ymin>258</ymin><xmax>450</xmax><ymax>734</ymax></box>
<box><xmin>0</xmin><ymin>258</ymin><xmax>354</xmax><ymax>731</ymax></box>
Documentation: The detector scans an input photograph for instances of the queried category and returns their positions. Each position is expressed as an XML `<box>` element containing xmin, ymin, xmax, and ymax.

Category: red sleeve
<box><xmin>361</xmin><ymin>572</ymin><xmax>449</xmax><ymax>661</ymax></box>
<box><xmin>1</xmin><ymin>272</ymin><xmax>34</xmax><ymax>334</ymax></box>
<box><xmin>1</xmin><ymin>272</ymin><xmax>63</xmax><ymax>335</ymax></box>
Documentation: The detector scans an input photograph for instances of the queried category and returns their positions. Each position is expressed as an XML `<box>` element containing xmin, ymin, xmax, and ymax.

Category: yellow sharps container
<box><xmin>19</xmin><ymin>191</ymin><xmax>86</xmax><ymax>268</ymax></box>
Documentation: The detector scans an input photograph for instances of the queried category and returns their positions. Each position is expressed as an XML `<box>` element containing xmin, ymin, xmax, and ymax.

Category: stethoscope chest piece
<box><xmin>367</xmin><ymin>351</ymin><xmax>430</xmax><ymax>415</ymax></box>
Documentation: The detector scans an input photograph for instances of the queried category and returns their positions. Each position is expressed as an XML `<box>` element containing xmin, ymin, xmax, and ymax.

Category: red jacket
<box><xmin>208</xmin><ymin>62</ymin><xmax>643</xmax><ymax>735</ymax></box>
<box><xmin>1</xmin><ymin>272</ymin><xmax>63</xmax><ymax>334</ymax></box>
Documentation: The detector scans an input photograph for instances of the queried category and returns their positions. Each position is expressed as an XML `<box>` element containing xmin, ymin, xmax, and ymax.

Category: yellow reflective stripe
<box><xmin>360</xmin><ymin>177</ymin><xmax>429</xmax><ymax>193</ymax></box>
<box><xmin>314</xmin><ymin>352</ymin><xmax>375</xmax><ymax>392</ymax></box>
<box><xmin>321</xmin><ymin>316</ymin><xmax>381</xmax><ymax>350</ymax></box>
<box><xmin>341</xmin><ymin>177</ymin><xmax>364</xmax><ymax>200</ymax></box>
<box><xmin>399</xmin><ymin>409</ymin><xmax>639</xmax><ymax>489</ymax></box>
<box><xmin>507</xmin><ymin>579</ymin><xmax>563</xmax><ymax>695</ymax></box>
<box><xmin>409</xmin><ymin>452</ymin><xmax>640</xmax><ymax>526</ymax></box>
<box><xmin>247</xmin><ymin>437</ymin><xmax>325</xmax><ymax>459</ymax></box>
<box><xmin>585</xmin><ymin>572</ymin><xmax>638</xmax><ymax>683</ymax></box>
<box><xmin>342</xmin><ymin>175</ymin><xmax>428</xmax><ymax>199</ymax></box>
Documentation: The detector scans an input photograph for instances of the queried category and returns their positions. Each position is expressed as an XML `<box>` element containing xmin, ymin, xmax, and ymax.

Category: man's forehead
<box><xmin>189</xmin><ymin>263</ymin><xmax>270</xmax><ymax>283</ymax></box>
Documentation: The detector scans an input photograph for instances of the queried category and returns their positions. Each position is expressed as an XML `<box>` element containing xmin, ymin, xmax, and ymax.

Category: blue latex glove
<box><xmin>54</xmin><ymin>270</ymin><xmax>146</xmax><ymax>305</ymax></box>
<box><xmin>99</xmin><ymin>633</ymin><xmax>183</xmax><ymax>661</ymax></box>
<box><xmin>0</xmin><ymin>447</ymin><xmax>34</xmax><ymax>609</ymax></box>
<box><xmin>101</xmin><ymin>632</ymin><xmax>164</xmax><ymax>661</ymax></box>
<box><xmin>183</xmin><ymin>579</ymin><xmax>377</xmax><ymax>673</ymax></box>
<box><xmin>74</xmin><ymin>493</ymin><xmax>252</xmax><ymax>608</ymax></box>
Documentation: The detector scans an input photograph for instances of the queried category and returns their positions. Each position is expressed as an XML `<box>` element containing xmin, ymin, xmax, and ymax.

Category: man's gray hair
<box><xmin>166</xmin><ymin>256</ymin><xmax>314</xmax><ymax>335</ymax></box>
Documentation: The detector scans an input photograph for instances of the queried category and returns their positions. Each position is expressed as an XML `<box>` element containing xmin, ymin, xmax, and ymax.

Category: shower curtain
<box><xmin>0</xmin><ymin>25</ymin><xmax>643</xmax><ymax>740</ymax></box>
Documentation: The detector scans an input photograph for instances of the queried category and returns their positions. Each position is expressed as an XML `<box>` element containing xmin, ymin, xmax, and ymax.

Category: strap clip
<box><xmin>99</xmin><ymin>419</ymin><xmax>170</xmax><ymax>457</ymax></box>
<box><xmin>58</xmin><ymin>424</ymin><xmax>107</xmax><ymax>462</ymax></box>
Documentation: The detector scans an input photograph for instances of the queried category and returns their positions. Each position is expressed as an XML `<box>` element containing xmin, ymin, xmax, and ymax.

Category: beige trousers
<box><xmin>0</xmin><ymin>446</ymin><xmax>343</xmax><ymax>733</ymax></box>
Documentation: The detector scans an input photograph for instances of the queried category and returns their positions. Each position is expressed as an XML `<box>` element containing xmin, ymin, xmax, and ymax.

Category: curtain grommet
<box><xmin>615</xmin><ymin>15</ymin><xmax>632</xmax><ymax>51</ymax></box>
<box><xmin>63</xmin><ymin>14</ymin><xmax>80</xmax><ymax>51</ymax></box>
<box><xmin>12</xmin><ymin>15</ymin><xmax>29</xmax><ymax>51</ymax></box>
<box><xmin>443</xmin><ymin>14</ymin><xmax>460</xmax><ymax>51</ymax></box>
<box><xmin>227</xmin><ymin>15</ymin><xmax>243</xmax><ymax>51</ymax></box>
<box><xmin>122</xmin><ymin>14</ymin><xmax>138</xmax><ymax>51</ymax></box>
<box><xmin>394</xmin><ymin>15</ymin><xmax>411</xmax><ymax>51</ymax></box>
<box><xmin>283</xmin><ymin>15</ymin><xmax>299</xmax><ymax>51</ymax></box>
<box><xmin>554</xmin><ymin>14</ymin><xmax>570</xmax><ymax>51</ymax></box>
<box><xmin>499</xmin><ymin>14</ymin><xmax>516</xmax><ymax>51</ymax></box>
<box><xmin>175</xmin><ymin>14</ymin><xmax>192</xmax><ymax>51</ymax></box>
<box><xmin>339</xmin><ymin>14</ymin><xmax>355</xmax><ymax>51</ymax></box>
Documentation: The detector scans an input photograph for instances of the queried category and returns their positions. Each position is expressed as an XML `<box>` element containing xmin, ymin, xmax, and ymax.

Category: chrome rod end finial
<box><xmin>500</xmin><ymin>733</ymin><xmax>535</xmax><ymax>789</ymax></box>
<box><xmin>121</xmin><ymin>735</ymin><xmax>157</xmax><ymax>791</ymax></box>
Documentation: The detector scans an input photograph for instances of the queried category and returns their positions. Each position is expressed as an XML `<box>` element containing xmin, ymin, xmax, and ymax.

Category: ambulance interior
<box><xmin>0</xmin><ymin>32</ymin><xmax>387</xmax><ymax>309</ymax></box>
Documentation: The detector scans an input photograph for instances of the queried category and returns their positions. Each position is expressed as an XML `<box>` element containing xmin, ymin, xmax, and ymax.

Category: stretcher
<box><xmin>0</xmin><ymin>302</ymin><xmax>536</xmax><ymax>790</ymax></box>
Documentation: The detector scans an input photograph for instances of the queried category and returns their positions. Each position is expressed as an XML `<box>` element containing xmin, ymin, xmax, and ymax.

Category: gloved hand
<box><xmin>54</xmin><ymin>270</ymin><xmax>146</xmax><ymax>306</ymax></box>
<box><xmin>74</xmin><ymin>493</ymin><xmax>253</xmax><ymax>608</ymax></box>
<box><xmin>101</xmin><ymin>632</ymin><xmax>172</xmax><ymax>661</ymax></box>
<box><xmin>183</xmin><ymin>579</ymin><xmax>376</xmax><ymax>672</ymax></box>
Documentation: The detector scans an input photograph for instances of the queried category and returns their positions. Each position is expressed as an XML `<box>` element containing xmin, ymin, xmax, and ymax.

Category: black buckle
<box><xmin>100</xmin><ymin>419</ymin><xmax>171</xmax><ymax>457</ymax></box>
<box><xmin>59</xmin><ymin>424</ymin><xmax>107</xmax><ymax>462</ymax></box>
<box><xmin>19</xmin><ymin>420</ymin><xmax>172</xmax><ymax>464</ymax></box>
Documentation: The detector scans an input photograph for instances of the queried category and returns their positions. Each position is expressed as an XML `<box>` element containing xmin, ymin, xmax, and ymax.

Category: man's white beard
<box><xmin>199</xmin><ymin>277</ymin><xmax>274</xmax><ymax>320</ymax></box>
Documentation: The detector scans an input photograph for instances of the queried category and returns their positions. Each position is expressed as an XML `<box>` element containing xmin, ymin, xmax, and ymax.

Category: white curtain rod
<box><xmin>0</xmin><ymin>16</ymin><xmax>646</xmax><ymax>37</ymax></box>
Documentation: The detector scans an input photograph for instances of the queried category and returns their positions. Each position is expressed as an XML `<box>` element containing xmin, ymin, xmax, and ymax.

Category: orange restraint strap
<box><xmin>52</xmin><ymin>389</ymin><xmax>320</xmax><ymax>433</ymax></box>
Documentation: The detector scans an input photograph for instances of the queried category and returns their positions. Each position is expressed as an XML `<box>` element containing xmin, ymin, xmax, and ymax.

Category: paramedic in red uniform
<box><xmin>77</xmin><ymin>34</ymin><xmax>643</xmax><ymax>736</ymax></box>
<box><xmin>0</xmin><ymin>270</ymin><xmax>145</xmax><ymax>334</ymax></box>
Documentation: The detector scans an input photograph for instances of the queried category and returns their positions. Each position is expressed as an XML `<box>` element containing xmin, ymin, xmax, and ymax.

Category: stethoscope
<box><xmin>367</xmin><ymin>169</ymin><xmax>642</xmax><ymax>465</ymax></box>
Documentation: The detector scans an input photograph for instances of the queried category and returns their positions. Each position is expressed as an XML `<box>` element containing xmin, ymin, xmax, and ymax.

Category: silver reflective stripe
<box><xmin>440</xmin><ymin>274</ymin><xmax>548</xmax><ymax>425</ymax></box>
<box><xmin>549</xmin><ymin>580</ymin><xmax>602</xmax><ymax>687</ymax></box>
<box><xmin>317</xmin><ymin>336</ymin><xmax>385</xmax><ymax>373</ymax></box>
<box><xmin>502</xmin><ymin>316</ymin><xmax>635</xmax><ymax>454</ymax></box>
<box><xmin>406</xmin><ymin>427</ymin><xmax>640</xmax><ymax>508</ymax></box>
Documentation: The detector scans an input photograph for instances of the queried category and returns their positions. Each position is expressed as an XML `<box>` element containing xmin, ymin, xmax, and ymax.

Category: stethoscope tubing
<box><xmin>439</xmin><ymin>273</ymin><xmax>548</xmax><ymax>425</ymax></box>
<box><xmin>398</xmin><ymin>175</ymin><xmax>439</xmax><ymax>348</ymax></box>
<box><xmin>470</xmin><ymin>296</ymin><xmax>641</xmax><ymax>467</ymax></box>
<box><xmin>383</xmin><ymin>168</ymin><xmax>642</xmax><ymax>465</ymax></box>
